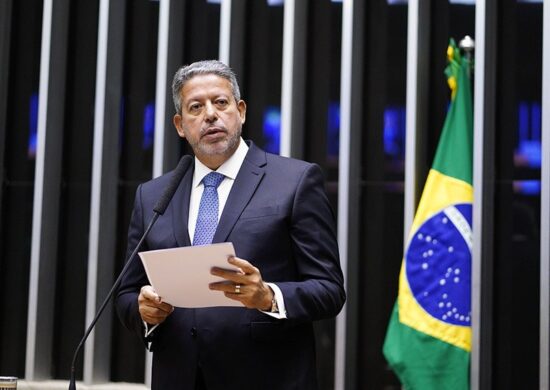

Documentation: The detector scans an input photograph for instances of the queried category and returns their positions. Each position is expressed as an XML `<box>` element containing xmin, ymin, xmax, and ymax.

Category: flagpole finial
<box><xmin>459</xmin><ymin>36</ymin><xmax>474</xmax><ymax>76</ymax></box>
<box><xmin>459</xmin><ymin>35</ymin><xmax>475</xmax><ymax>55</ymax></box>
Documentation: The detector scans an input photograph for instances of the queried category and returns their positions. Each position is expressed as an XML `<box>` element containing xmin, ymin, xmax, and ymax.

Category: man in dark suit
<box><xmin>115</xmin><ymin>60</ymin><xmax>345</xmax><ymax>390</ymax></box>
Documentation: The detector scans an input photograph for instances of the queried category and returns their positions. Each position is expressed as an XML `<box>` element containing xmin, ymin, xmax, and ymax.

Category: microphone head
<box><xmin>153</xmin><ymin>155</ymin><xmax>193</xmax><ymax>215</ymax></box>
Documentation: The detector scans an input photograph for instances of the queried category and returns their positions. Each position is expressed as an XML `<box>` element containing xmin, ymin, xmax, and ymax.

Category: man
<box><xmin>115</xmin><ymin>60</ymin><xmax>345</xmax><ymax>390</ymax></box>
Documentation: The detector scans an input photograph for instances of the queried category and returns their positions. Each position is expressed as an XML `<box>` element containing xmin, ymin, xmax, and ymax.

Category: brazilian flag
<box><xmin>383</xmin><ymin>38</ymin><xmax>473</xmax><ymax>389</ymax></box>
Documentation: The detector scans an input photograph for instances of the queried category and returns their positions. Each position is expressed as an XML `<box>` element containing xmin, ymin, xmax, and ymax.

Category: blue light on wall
<box><xmin>143</xmin><ymin>102</ymin><xmax>155</xmax><ymax>150</ymax></box>
<box><xmin>28</xmin><ymin>93</ymin><xmax>39</xmax><ymax>158</ymax></box>
<box><xmin>263</xmin><ymin>106</ymin><xmax>281</xmax><ymax>154</ymax></box>
<box><xmin>516</xmin><ymin>101</ymin><xmax>541</xmax><ymax>168</ymax></box>
<box><xmin>327</xmin><ymin>102</ymin><xmax>340</xmax><ymax>159</ymax></box>
<box><xmin>514</xmin><ymin>180</ymin><xmax>541</xmax><ymax>196</ymax></box>
<box><xmin>515</xmin><ymin>101</ymin><xmax>541</xmax><ymax>196</ymax></box>
<box><xmin>383</xmin><ymin>106</ymin><xmax>406</xmax><ymax>160</ymax></box>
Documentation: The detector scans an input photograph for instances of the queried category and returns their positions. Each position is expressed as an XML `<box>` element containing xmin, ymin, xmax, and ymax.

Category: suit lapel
<box><xmin>172</xmin><ymin>160</ymin><xmax>194</xmax><ymax>247</ymax></box>
<box><xmin>213</xmin><ymin>143</ymin><xmax>266</xmax><ymax>243</ymax></box>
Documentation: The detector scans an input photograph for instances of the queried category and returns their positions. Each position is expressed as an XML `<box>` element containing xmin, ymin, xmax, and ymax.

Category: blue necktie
<box><xmin>193</xmin><ymin>172</ymin><xmax>225</xmax><ymax>246</ymax></box>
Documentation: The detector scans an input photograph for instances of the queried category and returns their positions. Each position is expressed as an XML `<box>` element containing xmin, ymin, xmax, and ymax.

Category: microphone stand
<box><xmin>68</xmin><ymin>213</ymin><xmax>159</xmax><ymax>390</ymax></box>
<box><xmin>68</xmin><ymin>155</ymin><xmax>192</xmax><ymax>389</ymax></box>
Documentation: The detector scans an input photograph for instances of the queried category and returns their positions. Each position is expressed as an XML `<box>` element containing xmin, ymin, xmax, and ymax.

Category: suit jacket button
<box><xmin>190</xmin><ymin>327</ymin><xmax>197</xmax><ymax>338</ymax></box>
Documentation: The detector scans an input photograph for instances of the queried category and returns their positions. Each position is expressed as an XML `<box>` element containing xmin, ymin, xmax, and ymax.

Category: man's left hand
<box><xmin>209</xmin><ymin>256</ymin><xmax>273</xmax><ymax>311</ymax></box>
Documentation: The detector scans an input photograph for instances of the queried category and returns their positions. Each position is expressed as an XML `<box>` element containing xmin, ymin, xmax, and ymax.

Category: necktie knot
<box><xmin>202</xmin><ymin>172</ymin><xmax>225</xmax><ymax>188</ymax></box>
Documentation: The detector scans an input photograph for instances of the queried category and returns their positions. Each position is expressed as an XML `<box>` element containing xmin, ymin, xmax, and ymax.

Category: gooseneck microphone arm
<box><xmin>68</xmin><ymin>155</ymin><xmax>193</xmax><ymax>390</ymax></box>
<box><xmin>68</xmin><ymin>213</ymin><xmax>159</xmax><ymax>389</ymax></box>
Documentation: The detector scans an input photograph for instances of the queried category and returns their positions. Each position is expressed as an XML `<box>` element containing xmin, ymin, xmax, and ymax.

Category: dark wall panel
<box><xmin>52</xmin><ymin>0</ymin><xmax>99</xmax><ymax>379</ymax></box>
<box><xmin>111</xmin><ymin>0</ymin><xmax>159</xmax><ymax>382</ymax></box>
<box><xmin>239</xmin><ymin>1</ymin><xmax>284</xmax><ymax>154</ymax></box>
<box><xmin>0</xmin><ymin>0</ymin><xmax>43</xmax><ymax>378</ymax></box>
<box><xmin>302</xmin><ymin>2</ymin><xmax>342</xmax><ymax>389</ymax></box>
<box><xmin>493</xmin><ymin>2</ymin><xmax>541</xmax><ymax>388</ymax></box>
<box><xmin>357</xmin><ymin>1</ymin><xmax>407</xmax><ymax>388</ymax></box>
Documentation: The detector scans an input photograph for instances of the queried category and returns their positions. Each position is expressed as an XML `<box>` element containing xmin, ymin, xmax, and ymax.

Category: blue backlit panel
<box><xmin>143</xmin><ymin>102</ymin><xmax>155</xmax><ymax>150</ymax></box>
<box><xmin>327</xmin><ymin>102</ymin><xmax>340</xmax><ymax>159</ymax></box>
<box><xmin>383</xmin><ymin>106</ymin><xmax>406</xmax><ymax>160</ymax></box>
<box><xmin>28</xmin><ymin>93</ymin><xmax>38</xmax><ymax>159</ymax></box>
<box><xmin>514</xmin><ymin>180</ymin><xmax>541</xmax><ymax>196</ymax></box>
<box><xmin>262</xmin><ymin>106</ymin><xmax>281</xmax><ymax>154</ymax></box>
<box><xmin>515</xmin><ymin>101</ymin><xmax>541</xmax><ymax>169</ymax></box>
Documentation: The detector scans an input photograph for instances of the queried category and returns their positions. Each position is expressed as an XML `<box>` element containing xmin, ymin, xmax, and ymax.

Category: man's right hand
<box><xmin>138</xmin><ymin>285</ymin><xmax>174</xmax><ymax>325</ymax></box>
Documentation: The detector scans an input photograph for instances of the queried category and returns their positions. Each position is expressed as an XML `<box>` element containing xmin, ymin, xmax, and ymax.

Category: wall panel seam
<box><xmin>26</xmin><ymin>0</ymin><xmax>54</xmax><ymax>378</ymax></box>
<box><xmin>539</xmin><ymin>0</ymin><xmax>550</xmax><ymax>388</ymax></box>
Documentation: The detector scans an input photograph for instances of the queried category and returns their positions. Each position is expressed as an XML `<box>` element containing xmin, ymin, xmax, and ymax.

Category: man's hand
<box><xmin>138</xmin><ymin>285</ymin><xmax>174</xmax><ymax>325</ymax></box>
<box><xmin>209</xmin><ymin>256</ymin><xmax>273</xmax><ymax>311</ymax></box>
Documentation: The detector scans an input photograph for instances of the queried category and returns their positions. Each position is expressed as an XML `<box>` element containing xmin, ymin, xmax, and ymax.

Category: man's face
<box><xmin>173</xmin><ymin>74</ymin><xmax>246</xmax><ymax>169</ymax></box>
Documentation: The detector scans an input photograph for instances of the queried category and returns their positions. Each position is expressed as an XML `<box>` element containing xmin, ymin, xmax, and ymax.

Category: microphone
<box><xmin>153</xmin><ymin>155</ymin><xmax>193</xmax><ymax>214</ymax></box>
<box><xmin>68</xmin><ymin>155</ymin><xmax>193</xmax><ymax>390</ymax></box>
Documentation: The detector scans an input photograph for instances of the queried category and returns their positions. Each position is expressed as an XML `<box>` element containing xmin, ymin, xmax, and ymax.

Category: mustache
<box><xmin>201</xmin><ymin>126</ymin><xmax>227</xmax><ymax>136</ymax></box>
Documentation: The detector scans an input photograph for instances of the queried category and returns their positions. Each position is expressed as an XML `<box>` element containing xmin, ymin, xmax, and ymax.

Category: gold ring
<box><xmin>235</xmin><ymin>284</ymin><xmax>241</xmax><ymax>294</ymax></box>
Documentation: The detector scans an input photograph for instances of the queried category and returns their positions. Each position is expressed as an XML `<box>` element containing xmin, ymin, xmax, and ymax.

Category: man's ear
<box><xmin>173</xmin><ymin>114</ymin><xmax>186</xmax><ymax>138</ymax></box>
<box><xmin>237</xmin><ymin>100</ymin><xmax>247</xmax><ymax>125</ymax></box>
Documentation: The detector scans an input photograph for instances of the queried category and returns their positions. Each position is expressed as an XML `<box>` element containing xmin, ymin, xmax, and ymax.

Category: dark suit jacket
<box><xmin>115</xmin><ymin>142</ymin><xmax>346</xmax><ymax>390</ymax></box>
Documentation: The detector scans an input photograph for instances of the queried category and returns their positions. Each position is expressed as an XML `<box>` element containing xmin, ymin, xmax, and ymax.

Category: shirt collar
<box><xmin>192</xmin><ymin>137</ymin><xmax>249</xmax><ymax>187</ymax></box>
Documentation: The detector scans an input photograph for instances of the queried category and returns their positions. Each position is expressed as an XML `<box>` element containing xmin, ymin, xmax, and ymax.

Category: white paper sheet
<box><xmin>138</xmin><ymin>242</ymin><xmax>243</xmax><ymax>308</ymax></box>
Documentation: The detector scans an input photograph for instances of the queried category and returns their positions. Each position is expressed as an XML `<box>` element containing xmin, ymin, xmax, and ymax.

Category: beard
<box><xmin>187</xmin><ymin>125</ymin><xmax>242</xmax><ymax>163</ymax></box>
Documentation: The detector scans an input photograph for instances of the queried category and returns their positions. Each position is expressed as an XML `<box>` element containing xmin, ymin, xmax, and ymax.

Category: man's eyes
<box><xmin>187</xmin><ymin>99</ymin><xmax>229</xmax><ymax>113</ymax></box>
<box><xmin>189</xmin><ymin>103</ymin><xmax>202</xmax><ymax>112</ymax></box>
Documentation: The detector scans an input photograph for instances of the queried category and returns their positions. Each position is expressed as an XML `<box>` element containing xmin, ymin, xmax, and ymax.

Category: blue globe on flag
<box><xmin>405</xmin><ymin>203</ymin><xmax>472</xmax><ymax>326</ymax></box>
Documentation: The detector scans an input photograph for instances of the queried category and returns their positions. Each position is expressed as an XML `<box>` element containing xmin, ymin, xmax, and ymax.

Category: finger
<box><xmin>210</xmin><ymin>266</ymin><xmax>246</xmax><ymax>283</ymax></box>
<box><xmin>140</xmin><ymin>306</ymin><xmax>173</xmax><ymax>324</ymax></box>
<box><xmin>148</xmin><ymin>306</ymin><xmax>173</xmax><ymax>317</ymax></box>
<box><xmin>224</xmin><ymin>291</ymin><xmax>245</xmax><ymax>302</ymax></box>
<box><xmin>228</xmin><ymin>256</ymin><xmax>257</xmax><ymax>274</ymax></box>
<box><xmin>141</xmin><ymin>298</ymin><xmax>173</xmax><ymax>313</ymax></box>
<box><xmin>153</xmin><ymin>301</ymin><xmax>174</xmax><ymax>313</ymax></box>
<box><xmin>141</xmin><ymin>308</ymin><xmax>165</xmax><ymax>320</ymax></box>
<box><xmin>209</xmin><ymin>280</ymin><xmax>237</xmax><ymax>292</ymax></box>
<box><xmin>140</xmin><ymin>286</ymin><xmax>174</xmax><ymax>311</ymax></box>
<box><xmin>142</xmin><ymin>313</ymin><xmax>168</xmax><ymax>325</ymax></box>
<box><xmin>140</xmin><ymin>285</ymin><xmax>161</xmax><ymax>302</ymax></box>
<box><xmin>210</xmin><ymin>281</ymin><xmax>248</xmax><ymax>299</ymax></box>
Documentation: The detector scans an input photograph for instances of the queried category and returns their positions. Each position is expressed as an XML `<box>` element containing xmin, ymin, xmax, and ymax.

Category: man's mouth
<box><xmin>202</xmin><ymin>127</ymin><xmax>226</xmax><ymax>140</ymax></box>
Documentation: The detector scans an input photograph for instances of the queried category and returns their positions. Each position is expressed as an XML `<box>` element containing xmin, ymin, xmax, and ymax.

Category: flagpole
<box><xmin>459</xmin><ymin>35</ymin><xmax>475</xmax><ymax>76</ymax></box>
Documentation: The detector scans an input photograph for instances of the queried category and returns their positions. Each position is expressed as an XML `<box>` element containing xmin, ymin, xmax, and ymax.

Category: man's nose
<box><xmin>204</xmin><ymin>101</ymin><xmax>217</xmax><ymax>122</ymax></box>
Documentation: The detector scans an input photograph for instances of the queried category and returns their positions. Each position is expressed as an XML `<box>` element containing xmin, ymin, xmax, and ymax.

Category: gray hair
<box><xmin>171</xmin><ymin>60</ymin><xmax>241</xmax><ymax>114</ymax></box>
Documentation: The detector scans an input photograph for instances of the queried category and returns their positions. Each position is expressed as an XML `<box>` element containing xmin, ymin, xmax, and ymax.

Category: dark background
<box><xmin>0</xmin><ymin>1</ymin><xmax>542</xmax><ymax>389</ymax></box>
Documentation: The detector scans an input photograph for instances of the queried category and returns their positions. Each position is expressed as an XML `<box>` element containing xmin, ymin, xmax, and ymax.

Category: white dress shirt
<box><xmin>188</xmin><ymin>138</ymin><xmax>249</xmax><ymax>240</ymax></box>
